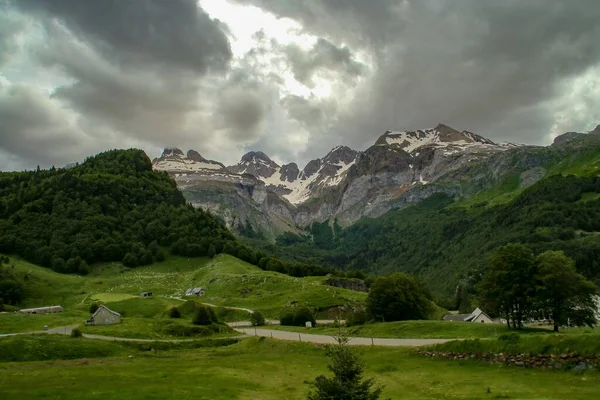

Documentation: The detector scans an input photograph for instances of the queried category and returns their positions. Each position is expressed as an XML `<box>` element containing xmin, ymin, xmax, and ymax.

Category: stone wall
<box><xmin>418</xmin><ymin>350</ymin><xmax>599</xmax><ymax>371</ymax></box>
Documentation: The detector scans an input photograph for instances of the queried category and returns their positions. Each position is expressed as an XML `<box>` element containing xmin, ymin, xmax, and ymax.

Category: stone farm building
<box><xmin>185</xmin><ymin>287</ymin><xmax>205</xmax><ymax>297</ymax></box>
<box><xmin>443</xmin><ymin>308</ymin><xmax>494</xmax><ymax>324</ymax></box>
<box><xmin>85</xmin><ymin>305</ymin><xmax>121</xmax><ymax>326</ymax></box>
<box><xmin>19</xmin><ymin>305</ymin><xmax>63</xmax><ymax>314</ymax></box>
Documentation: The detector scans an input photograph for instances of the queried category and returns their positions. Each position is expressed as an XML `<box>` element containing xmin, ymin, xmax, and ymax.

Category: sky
<box><xmin>1</xmin><ymin>0</ymin><xmax>599</xmax><ymax>171</ymax></box>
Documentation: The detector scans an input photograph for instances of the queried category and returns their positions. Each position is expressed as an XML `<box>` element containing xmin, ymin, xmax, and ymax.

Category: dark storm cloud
<box><xmin>0</xmin><ymin>84</ymin><xmax>84</xmax><ymax>166</ymax></box>
<box><xmin>0</xmin><ymin>0</ymin><xmax>238</xmax><ymax>169</ymax></box>
<box><xmin>216</xmin><ymin>87</ymin><xmax>266</xmax><ymax>141</ymax></box>
<box><xmin>17</xmin><ymin>0</ymin><xmax>232</xmax><ymax>73</ymax></box>
<box><xmin>284</xmin><ymin>38</ymin><xmax>366</xmax><ymax>87</ymax></box>
<box><xmin>0</xmin><ymin>10</ymin><xmax>24</xmax><ymax>67</ymax></box>
<box><xmin>237</xmin><ymin>0</ymin><xmax>600</xmax><ymax>150</ymax></box>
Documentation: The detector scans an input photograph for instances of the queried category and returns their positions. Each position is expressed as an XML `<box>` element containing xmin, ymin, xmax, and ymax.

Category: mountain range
<box><xmin>153</xmin><ymin>123</ymin><xmax>600</xmax><ymax>239</ymax></box>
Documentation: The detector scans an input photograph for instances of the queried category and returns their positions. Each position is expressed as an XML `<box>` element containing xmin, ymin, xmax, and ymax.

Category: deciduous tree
<box><xmin>536</xmin><ymin>250</ymin><xmax>598</xmax><ymax>332</ymax></box>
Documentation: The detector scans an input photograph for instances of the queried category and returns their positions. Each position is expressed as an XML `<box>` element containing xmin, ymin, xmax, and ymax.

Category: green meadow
<box><xmin>1</xmin><ymin>336</ymin><xmax>599</xmax><ymax>400</ymax></box>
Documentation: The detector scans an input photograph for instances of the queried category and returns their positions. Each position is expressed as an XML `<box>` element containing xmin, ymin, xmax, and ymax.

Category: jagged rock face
<box><xmin>280</xmin><ymin>163</ymin><xmax>299</xmax><ymax>182</ymax></box>
<box><xmin>161</xmin><ymin>148</ymin><xmax>184</xmax><ymax>158</ymax></box>
<box><xmin>186</xmin><ymin>150</ymin><xmax>207</xmax><ymax>162</ymax></box>
<box><xmin>228</xmin><ymin>151</ymin><xmax>280</xmax><ymax>178</ymax></box>
<box><xmin>153</xmin><ymin>123</ymin><xmax>600</xmax><ymax>236</ymax></box>
<box><xmin>154</xmin><ymin>148</ymin><xmax>226</xmax><ymax>172</ymax></box>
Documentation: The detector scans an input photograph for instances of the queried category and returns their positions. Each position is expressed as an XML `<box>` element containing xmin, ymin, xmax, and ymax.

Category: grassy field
<box><xmin>0</xmin><ymin>310</ymin><xmax>88</xmax><ymax>334</ymax></box>
<box><xmin>1</xmin><ymin>336</ymin><xmax>599</xmax><ymax>399</ymax></box>
<box><xmin>263</xmin><ymin>320</ymin><xmax>554</xmax><ymax>339</ymax></box>
<box><xmin>0</xmin><ymin>254</ymin><xmax>365</xmax><ymax>337</ymax></box>
<box><xmin>430</xmin><ymin>331</ymin><xmax>600</xmax><ymax>356</ymax></box>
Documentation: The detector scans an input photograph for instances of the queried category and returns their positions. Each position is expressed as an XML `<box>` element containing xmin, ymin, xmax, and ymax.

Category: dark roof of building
<box><xmin>443</xmin><ymin>314</ymin><xmax>470</xmax><ymax>321</ymax></box>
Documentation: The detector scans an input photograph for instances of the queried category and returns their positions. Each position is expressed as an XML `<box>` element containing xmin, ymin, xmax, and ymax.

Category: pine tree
<box><xmin>307</xmin><ymin>333</ymin><xmax>383</xmax><ymax>400</ymax></box>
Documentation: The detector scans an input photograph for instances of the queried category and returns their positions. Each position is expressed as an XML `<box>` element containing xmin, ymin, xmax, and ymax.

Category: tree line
<box><xmin>479</xmin><ymin>244</ymin><xmax>597</xmax><ymax>332</ymax></box>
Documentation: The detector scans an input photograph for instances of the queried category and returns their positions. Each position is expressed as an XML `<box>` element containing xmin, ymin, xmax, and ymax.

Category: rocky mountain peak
<box><xmin>323</xmin><ymin>145</ymin><xmax>359</xmax><ymax>165</ymax></box>
<box><xmin>240</xmin><ymin>151</ymin><xmax>275</xmax><ymax>165</ymax></box>
<box><xmin>186</xmin><ymin>150</ymin><xmax>207</xmax><ymax>162</ymax></box>
<box><xmin>375</xmin><ymin>124</ymin><xmax>496</xmax><ymax>153</ymax></box>
<box><xmin>161</xmin><ymin>148</ymin><xmax>184</xmax><ymax>158</ymax></box>
<box><xmin>280</xmin><ymin>163</ymin><xmax>300</xmax><ymax>183</ymax></box>
<box><xmin>229</xmin><ymin>151</ymin><xmax>279</xmax><ymax>178</ymax></box>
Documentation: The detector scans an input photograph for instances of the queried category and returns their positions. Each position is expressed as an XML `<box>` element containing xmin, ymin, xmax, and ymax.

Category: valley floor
<box><xmin>1</xmin><ymin>337</ymin><xmax>599</xmax><ymax>400</ymax></box>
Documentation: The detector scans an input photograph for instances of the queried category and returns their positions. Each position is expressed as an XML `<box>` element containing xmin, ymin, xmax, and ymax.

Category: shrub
<box><xmin>280</xmin><ymin>312</ymin><xmax>296</xmax><ymax>326</ymax></box>
<box><xmin>70</xmin><ymin>328</ymin><xmax>83</xmax><ymax>338</ymax></box>
<box><xmin>250</xmin><ymin>311</ymin><xmax>266</xmax><ymax>326</ymax></box>
<box><xmin>155</xmin><ymin>250</ymin><xmax>166</xmax><ymax>262</ymax></box>
<box><xmin>89</xmin><ymin>303</ymin><xmax>100</xmax><ymax>314</ymax></box>
<box><xmin>346</xmin><ymin>310</ymin><xmax>369</xmax><ymax>327</ymax></box>
<box><xmin>280</xmin><ymin>308</ymin><xmax>316</xmax><ymax>327</ymax></box>
<box><xmin>192</xmin><ymin>305</ymin><xmax>218</xmax><ymax>326</ymax></box>
<box><xmin>169</xmin><ymin>307</ymin><xmax>181</xmax><ymax>318</ymax></box>
<box><xmin>294</xmin><ymin>307</ymin><xmax>316</xmax><ymax>327</ymax></box>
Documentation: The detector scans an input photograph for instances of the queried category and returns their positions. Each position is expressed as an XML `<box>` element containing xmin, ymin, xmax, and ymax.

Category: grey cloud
<box><xmin>0</xmin><ymin>10</ymin><xmax>25</xmax><ymax>67</ymax></box>
<box><xmin>0</xmin><ymin>0</ymin><xmax>236</xmax><ymax>168</ymax></box>
<box><xmin>17</xmin><ymin>0</ymin><xmax>232</xmax><ymax>73</ymax></box>
<box><xmin>284</xmin><ymin>38</ymin><xmax>366</xmax><ymax>87</ymax></box>
<box><xmin>0</xmin><ymin>84</ymin><xmax>85</xmax><ymax>166</ymax></box>
<box><xmin>240</xmin><ymin>0</ymin><xmax>600</xmax><ymax>153</ymax></box>
<box><xmin>216</xmin><ymin>87</ymin><xmax>265</xmax><ymax>141</ymax></box>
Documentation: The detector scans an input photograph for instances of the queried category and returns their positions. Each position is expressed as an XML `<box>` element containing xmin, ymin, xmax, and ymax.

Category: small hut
<box><xmin>85</xmin><ymin>305</ymin><xmax>121</xmax><ymax>326</ymax></box>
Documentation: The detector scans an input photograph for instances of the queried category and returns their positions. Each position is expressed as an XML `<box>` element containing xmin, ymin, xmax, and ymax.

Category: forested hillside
<box><xmin>250</xmin><ymin>174</ymin><xmax>600</xmax><ymax>301</ymax></box>
<box><xmin>0</xmin><ymin>150</ymin><xmax>235</xmax><ymax>274</ymax></box>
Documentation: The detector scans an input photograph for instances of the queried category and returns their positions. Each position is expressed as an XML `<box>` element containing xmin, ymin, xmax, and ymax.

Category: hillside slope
<box><xmin>256</xmin><ymin>172</ymin><xmax>600</xmax><ymax>300</ymax></box>
<box><xmin>0</xmin><ymin>255</ymin><xmax>365</xmax><ymax>320</ymax></box>
<box><xmin>0</xmin><ymin>149</ymin><xmax>235</xmax><ymax>273</ymax></box>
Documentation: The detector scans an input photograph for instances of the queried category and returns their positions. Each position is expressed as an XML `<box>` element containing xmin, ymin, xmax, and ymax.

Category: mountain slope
<box><xmin>153</xmin><ymin>149</ymin><xmax>301</xmax><ymax>239</ymax></box>
<box><xmin>260</xmin><ymin>173</ymin><xmax>600</xmax><ymax>300</ymax></box>
<box><xmin>0</xmin><ymin>149</ymin><xmax>235</xmax><ymax>273</ymax></box>
<box><xmin>155</xmin><ymin>123</ymin><xmax>600</xmax><ymax>238</ymax></box>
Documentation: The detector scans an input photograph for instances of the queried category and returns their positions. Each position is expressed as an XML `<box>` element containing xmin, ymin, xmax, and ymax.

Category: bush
<box><xmin>280</xmin><ymin>312</ymin><xmax>296</xmax><ymax>326</ymax></box>
<box><xmin>192</xmin><ymin>305</ymin><xmax>218</xmax><ymax>326</ymax></box>
<box><xmin>155</xmin><ymin>250</ymin><xmax>166</xmax><ymax>262</ymax></box>
<box><xmin>294</xmin><ymin>308</ymin><xmax>316</xmax><ymax>327</ymax></box>
<box><xmin>280</xmin><ymin>308</ymin><xmax>316</xmax><ymax>327</ymax></box>
<box><xmin>70</xmin><ymin>328</ymin><xmax>83</xmax><ymax>338</ymax></box>
<box><xmin>346</xmin><ymin>310</ymin><xmax>369</xmax><ymax>327</ymax></box>
<box><xmin>169</xmin><ymin>307</ymin><xmax>181</xmax><ymax>318</ymax></box>
<box><xmin>89</xmin><ymin>303</ymin><xmax>100</xmax><ymax>314</ymax></box>
<box><xmin>250</xmin><ymin>311</ymin><xmax>266</xmax><ymax>326</ymax></box>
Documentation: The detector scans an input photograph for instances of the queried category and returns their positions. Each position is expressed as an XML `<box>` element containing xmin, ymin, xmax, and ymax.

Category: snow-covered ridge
<box><xmin>378</xmin><ymin>124</ymin><xmax>515</xmax><ymax>156</ymax></box>
<box><xmin>153</xmin><ymin>148</ymin><xmax>225</xmax><ymax>173</ymax></box>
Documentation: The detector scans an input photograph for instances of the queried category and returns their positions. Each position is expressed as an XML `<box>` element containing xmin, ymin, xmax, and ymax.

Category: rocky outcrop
<box><xmin>280</xmin><ymin>163</ymin><xmax>300</xmax><ymax>182</ymax></box>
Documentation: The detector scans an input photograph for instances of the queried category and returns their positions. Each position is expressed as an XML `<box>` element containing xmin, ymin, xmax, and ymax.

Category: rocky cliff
<box><xmin>153</xmin><ymin>123</ymin><xmax>600</xmax><ymax>237</ymax></box>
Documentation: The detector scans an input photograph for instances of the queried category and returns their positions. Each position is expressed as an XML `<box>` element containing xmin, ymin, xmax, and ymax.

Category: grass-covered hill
<box><xmin>0</xmin><ymin>149</ymin><xmax>235</xmax><ymax>274</ymax></box>
<box><xmin>0</xmin><ymin>254</ymin><xmax>366</xmax><ymax>333</ymax></box>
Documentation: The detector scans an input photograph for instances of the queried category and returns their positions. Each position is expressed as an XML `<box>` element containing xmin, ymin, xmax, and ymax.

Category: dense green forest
<box><xmin>248</xmin><ymin>174</ymin><xmax>600</xmax><ymax>301</ymax></box>
<box><xmin>0</xmin><ymin>150</ymin><xmax>235</xmax><ymax>274</ymax></box>
<box><xmin>0</xmin><ymin>149</ymin><xmax>342</xmax><ymax>284</ymax></box>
